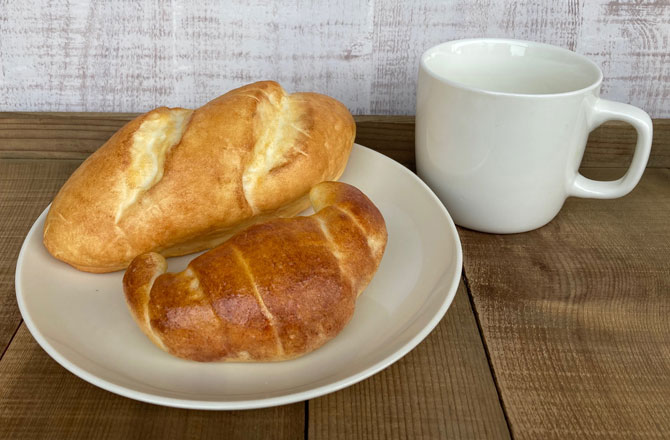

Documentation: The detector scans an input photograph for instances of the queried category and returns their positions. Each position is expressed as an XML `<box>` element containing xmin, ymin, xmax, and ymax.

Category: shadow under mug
<box><xmin>415</xmin><ymin>38</ymin><xmax>653</xmax><ymax>234</ymax></box>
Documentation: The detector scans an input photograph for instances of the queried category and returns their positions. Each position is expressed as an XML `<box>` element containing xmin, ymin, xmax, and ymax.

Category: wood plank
<box><xmin>0</xmin><ymin>159</ymin><xmax>81</xmax><ymax>358</ymax></box>
<box><xmin>460</xmin><ymin>167</ymin><xmax>670</xmax><ymax>439</ymax></box>
<box><xmin>584</xmin><ymin>120</ymin><xmax>670</xmax><ymax>169</ymax></box>
<box><xmin>355</xmin><ymin>117</ymin><xmax>670</xmax><ymax>170</ymax></box>
<box><xmin>0</xmin><ymin>324</ymin><xmax>304</xmax><ymax>440</ymax></box>
<box><xmin>0</xmin><ymin>112</ymin><xmax>134</xmax><ymax>159</ymax></box>
<box><xmin>1</xmin><ymin>114</ymin><xmax>668</xmax><ymax>169</ymax></box>
<box><xmin>0</xmin><ymin>158</ymin><xmax>305</xmax><ymax>437</ymax></box>
<box><xmin>0</xmin><ymin>0</ymin><xmax>375</xmax><ymax>114</ymax></box>
<box><xmin>1</xmin><ymin>1</ymin><xmax>669</xmax><ymax>117</ymax></box>
<box><xmin>309</xmin><ymin>281</ymin><xmax>511</xmax><ymax>440</ymax></box>
<box><xmin>354</xmin><ymin>115</ymin><xmax>416</xmax><ymax>169</ymax></box>
<box><xmin>369</xmin><ymin>0</ymin><xmax>670</xmax><ymax>117</ymax></box>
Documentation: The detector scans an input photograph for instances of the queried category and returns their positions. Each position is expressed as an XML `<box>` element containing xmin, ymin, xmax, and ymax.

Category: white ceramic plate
<box><xmin>16</xmin><ymin>144</ymin><xmax>463</xmax><ymax>410</ymax></box>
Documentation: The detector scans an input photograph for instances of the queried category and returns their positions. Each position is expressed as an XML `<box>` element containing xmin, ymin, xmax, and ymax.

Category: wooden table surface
<box><xmin>0</xmin><ymin>113</ymin><xmax>669</xmax><ymax>439</ymax></box>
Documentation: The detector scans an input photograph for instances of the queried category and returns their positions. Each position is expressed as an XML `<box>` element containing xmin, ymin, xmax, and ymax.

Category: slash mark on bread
<box><xmin>230</xmin><ymin>245</ymin><xmax>286</xmax><ymax>357</ymax></box>
<box><xmin>115</xmin><ymin>108</ymin><xmax>193</xmax><ymax>223</ymax></box>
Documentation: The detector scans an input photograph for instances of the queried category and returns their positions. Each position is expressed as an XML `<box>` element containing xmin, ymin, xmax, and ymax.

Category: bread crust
<box><xmin>123</xmin><ymin>182</ymin><xmax>387</xmax><ymax>362</ymax></box>
<box><xmin>43</xmin><ymin>81</ymin><xmax>356</xmax><ymax>272</ymax></box>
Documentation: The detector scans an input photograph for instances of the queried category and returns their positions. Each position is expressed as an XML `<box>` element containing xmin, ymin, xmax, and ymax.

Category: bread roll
<box><xmin>123</xmin><ymin>181</ymin><xmax>387</xmax><ymax>362</ymax></box>
<box><xmin>43</xmin><ymin>81</ymin><xmax>355</xmax><ymax>273</ymax></box>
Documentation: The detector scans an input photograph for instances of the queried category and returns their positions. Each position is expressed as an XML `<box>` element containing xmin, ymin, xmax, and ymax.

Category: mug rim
<box><xmin>420</xmin><ymin>38</ymin><xmax>604</xmax><ymax>98</ymax></box>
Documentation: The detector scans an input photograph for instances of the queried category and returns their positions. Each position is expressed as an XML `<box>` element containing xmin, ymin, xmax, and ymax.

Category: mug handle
<box><xmin>569</xmin><ymin>99</ymin><xmax>653</xmax><ymax>198</ymax></box>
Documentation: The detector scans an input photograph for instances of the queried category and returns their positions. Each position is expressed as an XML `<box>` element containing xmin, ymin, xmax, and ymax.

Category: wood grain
<box><xmin>309</xmin><ymin>281</ymin><xmax>511</xmax><ymax>440</ymax></box>
<box><xmin>371</xmin><ymin>0</ymin><xmax>670</xmax><ymax>117</ymax></box>
<box><xmin>3</xmin><ymin>114</ymin><xmax>670</xmax><ymax>438</ymax></box>
<box><xmin>460</xmin><ymin>167</ymin><xmax>670</xmax><ymax>439</ymax></box>
<box><xmin>1</xmin><ymin>113</ymin><xmax>669</xmax><ymax>169</ymax></box>
<box><xmin>0</xmin><ymin>158</ymin><xmax>304</xmax><ymax>440</ymax></box>
<box><xmin>0</xmin><ymin>121</ymin><xmax>512</xmax><ymax>439</ymax></box>
<box><xmin>1</xmin><ymin>1</ymin><xmax>669</xmax><ymax>116</ymax></box>
<box><xmin>0</xmin><ymin>325</ymin><xmax>304</xmax><ymax>440</ymax></box>
<box><xmin>354</xmin><ymin>117</ymin><xmax>670</xmax><ymax>171</ymax></box>
<box><xmin>0</xmin><ymin>159</ymin><xmax>81</xmax><ymax>359</ymax></box>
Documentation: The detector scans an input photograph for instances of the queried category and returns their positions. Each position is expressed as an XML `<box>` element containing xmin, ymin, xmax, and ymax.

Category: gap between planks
<box><xmin>461</xmin><ymin>268</ymin><xmax>515</xmax><ymax>439</ymax></box>
<box><xmin>0</xmin><ymin>321</ymin><xmax>22</xmax><ymax>363</ymax></box>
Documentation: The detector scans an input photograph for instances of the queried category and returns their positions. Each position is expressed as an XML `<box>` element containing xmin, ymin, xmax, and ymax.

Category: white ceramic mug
<box><xmin>416</xmin><ymin>39</ymin><xmax>653</xmax><ymax>233</ymax></box>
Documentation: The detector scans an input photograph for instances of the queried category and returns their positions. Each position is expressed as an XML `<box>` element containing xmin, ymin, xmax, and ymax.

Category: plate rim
<box><xmin>15</xmin><ymin>143</ymin><xmax>463</xmax><ymax>410</ymax></box>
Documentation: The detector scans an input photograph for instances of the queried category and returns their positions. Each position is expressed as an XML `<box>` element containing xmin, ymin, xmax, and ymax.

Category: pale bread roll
<box><xmin>43</xmin><ymin>81</ymin><xmax>355</xmax><ymax>272</ymax></box>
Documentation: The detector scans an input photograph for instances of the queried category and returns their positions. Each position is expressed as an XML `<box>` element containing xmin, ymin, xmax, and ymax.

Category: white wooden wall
<box><xmin>1</xmin><ymin>0</ymin><xmax>668</xmax><ymax>116</ymax></box>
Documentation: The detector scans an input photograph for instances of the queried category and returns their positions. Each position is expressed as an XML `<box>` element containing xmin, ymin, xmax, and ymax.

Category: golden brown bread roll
<box><xmin>43</xmin><ymin>81</ymin><xmax>355</xmax><ymax>273</ymax></box>
<box><xmin>123</xmin><ymin>181</ymin><xmax>387</xmax><ymax>362</ymax></box>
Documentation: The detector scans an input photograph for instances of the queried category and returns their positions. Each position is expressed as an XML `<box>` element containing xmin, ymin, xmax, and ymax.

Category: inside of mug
<box><xmin>422</xmin><ymin>40</ymin><xmax>602</xmax><ymax>95</ymax></box>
